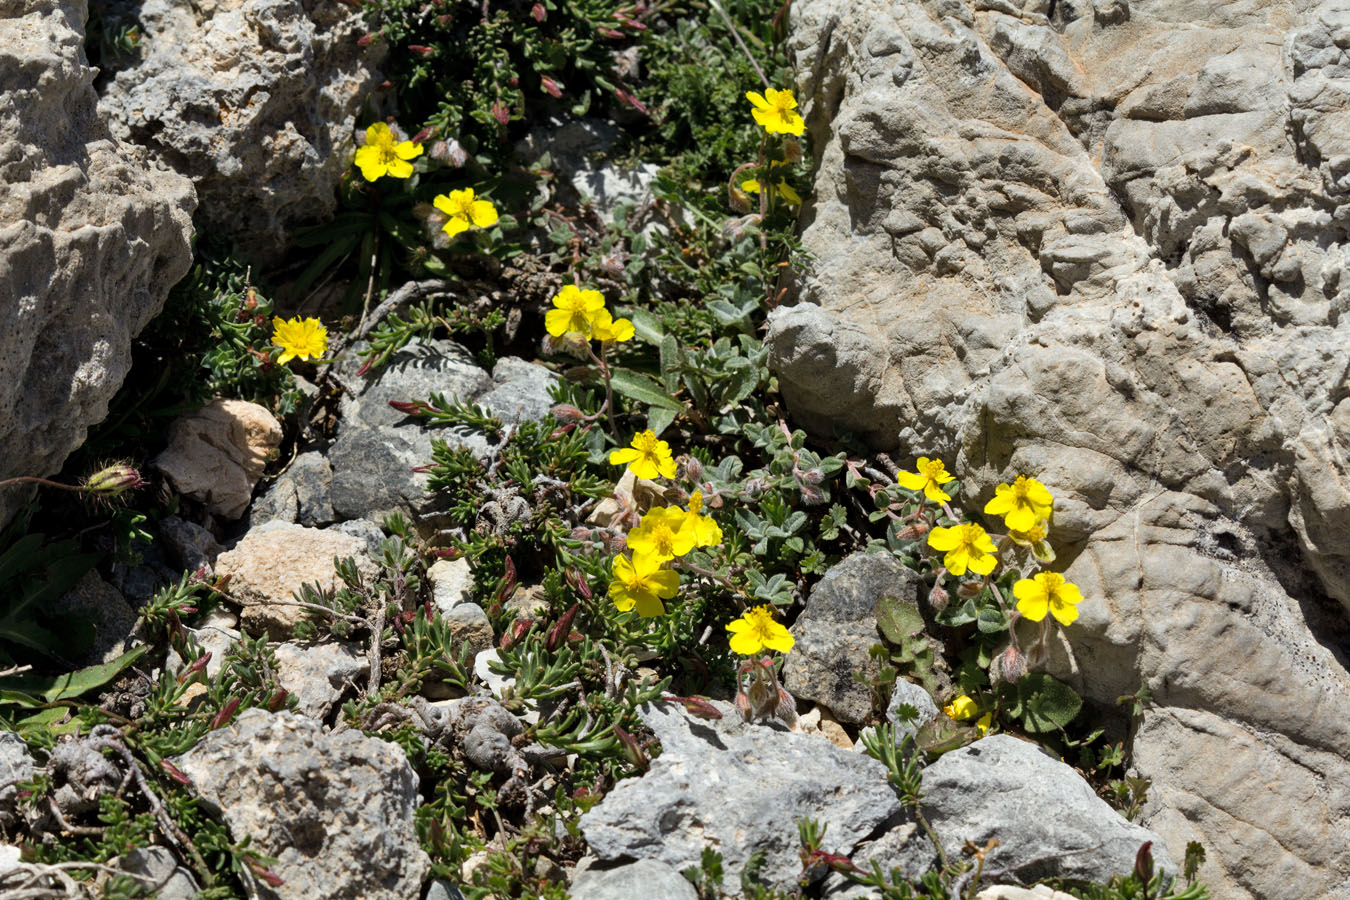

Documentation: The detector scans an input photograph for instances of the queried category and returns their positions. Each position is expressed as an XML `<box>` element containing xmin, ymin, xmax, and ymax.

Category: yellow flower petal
<box><xmin>468</xmin><ymin>199</ymin><xmax>499</xmax><ymax>228</ymax></box>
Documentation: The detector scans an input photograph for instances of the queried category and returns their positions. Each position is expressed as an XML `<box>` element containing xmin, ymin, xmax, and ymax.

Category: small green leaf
<box><xmin>629</xmin><ymin>308</ymin><xmax>664</xmax><ymax>345</ymax></box>
<box><xmin>609</xmin><ymin>369</ymin><xmax>684</xmax><ymax>413</ymax></box>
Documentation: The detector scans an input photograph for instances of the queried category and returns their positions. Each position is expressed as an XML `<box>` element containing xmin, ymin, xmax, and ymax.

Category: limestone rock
<box><xmin>158</xmin><ymin>516</ymin><xmax>224</xmax><ymax>575</ymax></box>
<box><xmin>174</xmin><ymin>709</ymin><xmax>428</xmax><ymax>900</ymax></box>
<box><xmin>117</xmin><ymin>847</ymin><xmax>199</xmax><ymax>900</ymax></box>
<box><xmin>428</xmin><ymin>557</ymin><xmax>474</xmax><ymax>612</ymax></box>
<box><xmin>95</xmin><ymin>0</ymin><xmax>384</xmax><ymax>260</ymax></box>
<box><xmin>569</xmin><ymin>859</ymin><xmax>699</xmax><ymax>900</ymax></box>
<box><xmin>214</xmin><ymin>521</ymin><xmax>378</xmax><ymax>639</ymax></box>
<box><xmin>0</xmin><ymin>733</ymin><xmax>36</xmax><ymax>832</ymax></box>
<box><xmin>272</xmin><ymin>642</ymin><xmax>368</xmax><ymax>719</ymax></box>
<box><xmin>781</xmin><ymin>2</ymin><xmax>1350</xmax><ymax>894</ymax></box>
<box><xmin>153</xmin><ymin>399</ymin><xmax>283</xmax><ymax>520</ymax></box>
<box><xmin>250</xmin><ymin>452</ymin><xmax>335</xmax><ymax>528</ymax></box>
<box><xmin>580</xmin><ymin>700</ymin><xmax>901</xmax><ymax>891</ymax></box>
<box><xmin>782</xmin><ymin>552</ymin><xmax>923</xmax><ymax>724</ymax></box>
<box><xmin>329</xmin><ymin>338</ymin><xmax>557</xmax><ymax>528</ymax></box>
<box><xmin>54</xmin><ymin>571</ymin><xmax>137</xmax><ymax>666</ymax></box>
<box><xmin>0</xmin><ymin>0</ymin><xmax>195</xmax><ymax>529</ymax></box>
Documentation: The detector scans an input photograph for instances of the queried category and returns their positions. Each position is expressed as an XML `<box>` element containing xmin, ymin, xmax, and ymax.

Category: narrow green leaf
<box><xmin>609</xmin><ymin>369</ymin><xmax>684</xmax><ymax>413</ymax></box>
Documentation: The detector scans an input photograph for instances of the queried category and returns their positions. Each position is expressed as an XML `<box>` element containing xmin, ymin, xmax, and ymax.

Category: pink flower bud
<box><xmin>994</xmin><ymin>643</ymin><xmax>1027</xmax><ymax>684</ymax></box>
<box><xmin>81</xmin><ymin>463</ymin><xmax>146</xmax><ymax>500</ymax></box>
<box><xmin>531</xmin><ymin>3</ymin><xmax>546</xmax><ymax>20</ymax></box>
<box><xmin>550</xmin><ymin>403</ymin><xmax>585</xmax><ymax>423</ymax></box>
<box><xmin>411</xmin><ymin>126</ymin><xmax>434</xmax><ymax>144</ymax></box>
<box><xmin>356</xmin><ymin>33</ymin><xmax>375</xmax><ymax>46</ymax></box>
<box><xmin>928</xmin><ymin>583</ymin><xmax>950</xmax><ymax>611</ymax></box>
<box><xmin>388</xmin><ymin>400</ymin><xmax>429</xmax><ymax>417</ymax></box>
<box><xmin>541</xmin><ymin>76</ymin><xmax>562</xmax><ymax>98</ymax></box>
<box><xmin>407</xmin><ymin>44</ymin><xmax>434</xmax><ymax>57</ymax></box>
<box><xmin>492</xmin><ymin>102</ymin><xmax>510</xmax><ymax>125</ymax></box>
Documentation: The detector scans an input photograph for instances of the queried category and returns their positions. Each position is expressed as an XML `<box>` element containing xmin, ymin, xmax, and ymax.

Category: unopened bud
<box><xmin>500</xmin><ymin>618</ymin><xmax>533</xmax><ymax>651</ymax></box>
<box><xmin>531</xmin><ymin>2</ymin><xmax>546</xmax><ymax>20</ymax></box>
<box><xmin>550</xmin><ymin>403</ymin><xmax>585</xmax><ymax>424</ymax></box>
<box><xmin>82</xmin><ymin>463</ymin><xmax>146</xmax><ymax>500</ymax></box>
<box><xmin>895</xmin><ymin>521</ymin><xmax>930</xmax><ymax>541</ymax></box>
<box><xmin>957</xmin><ymin>580</ymin><xmax>985</xmax><ymax>598</ymax></box>
<box><xmin>798</xmin><ymin>468</ymin><xmax>825</xmax><ymax>485</ymax></box>
<box><xmin>598</xmin><ymin>26</ymin><xmax>623</xmax><ymax>38</ymax></box>
<box><xmin>993</xmin><ymin>643</ymin><xmax>1027</xmax><ymax>684</ymax></box>
<box><xmin>614</xmin><ymin>725</ymin><xmax>648</xmax><ymax>770</ymax></box>
<box><xmin>407</xmin><ymin>44</ymin><xmax>434</xmax><ymax>56</ymax></box>
<box><xmin>541</xmin><ymin>76</ymin><xmax>562</xmax><ymax>98</ymax></box>
<box><xmin>388</xmin><ymin>400</ymin><xmax>429</xmax><ymax>417</ymax></box>
<box><xmin>546</xmin><ymin>604</ymin><xmax>579</xmax><ymax>652</ymax></box>
<box><xmin>781</xmin><ymin>137</ymin><xmax>804</xmax><ymax>164</ymax></box>
<box><xmin>729</xmin><ymin>184</ymin><xmax>752</xmax><ymax>212</ymax></box>
<box><xmin>411</xmin><ymin>126</ymin><xmax>434</xmax><ymax>144</ymax></box>
<box><xmin>799</xmin><ymin>483</ymin><xmax>826</xmax><ymax>506</ymax></box>
<box><xmin>356</xmin><ymin>32</ymin><xmax>375</xmax><ymax>46</ymax></box>
<box><xmin>492</xmin><ymin>102</ymin><xmax>510</xmax><ymax>125</ymax></box>
<box><xmin>1134</xmin><ymin>842</ymin><xmax>1154</xmax><ymax>885</ymax></box>
<box><xmin>928</xmin><ymin>583</ymin><xmax>950</xmax><ymax>611</ymax></box>
<box><xmin>672</xmin><ymin>695</ymin><xmax>722</xmax><ymax>720</ymax></box>
<box><xmin>680</xmin><ymin>456</ymin><xmax>704</xmax><ymax>483</ymax></box>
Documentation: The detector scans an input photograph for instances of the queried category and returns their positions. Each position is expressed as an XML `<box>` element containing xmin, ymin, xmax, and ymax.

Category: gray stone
<box><xmin>327</xmin><ymin>518</ymin><xmax>386</xmax><ymax>558</ymax></box>
<box><xmin>54</xmin><ymin>571</ymin><xmax>137</xmax><ymax>666</ymax></box>
<box><xmin>0</xmin><ymin>732</ymin><xmax>36</xmax><ymax>832</ymax></box>
<box><xmin>823</xmin><ymin>822</ymin><xmax>936</xmax><ymax>900</ymax></box>
<box><xmin>580</xmin><ymin>700</ymin><xmax>901</xmax><ymax>891</ymax></box>
<box><xmin>272</xmin><ymin>642</ymin><xmax>368</xmax><ymax>719</ymax></box>
<box><xmin>570</xmin><ymin>859</ymin><xmax>698</xmax><ymax>900</ymax></box>
<box><xmin>444</xmin><ymin>603</ymin><xmax>495</xmax><ymax>659</ymax></box>
<box><xmin>118</xmin><ymin>847</ymin><xmax>199</xmax><ymax>900</ymax></box>
<box><xmin>174</xmin><ymin>709</ymin><xmax>428</xmax><ymax>900</ymax></box>
<box><xmin>425</xmin><ymin>881</ymin><xmax>466</xmax><ymax>900</ymax></box>
<box><xmin>329</xmin><ymin>338</ymin><xmax>557</xmax><ymax>527</ymax></box>
<box><xmin>781</xmin><ymin>2</ymin><xmax>1350</xmax><ymax>895</ymax></box>
<box><xmin>0</xmin><ymin>0</ymin><xmax>195</xmax><ymax>529</ymax></box>
<box><xmin>858</xmin><ymin>736</ymin><xmax>1171</xmax><ymax>886</ymax></box>
<box><xmin>473</xmin><ymin>649</ymin><xmax>515</xmax><ymax>697</ymax></box>
<box><xmin>251</xmin><ymin>452</ymin><xmax>335</xmax><ymax>528</ymax></box>
<box><xmin>886</xmin><ymin>679</ymin><xmax>940</xmax><ymax>742</ymax></box>
<box><xmin>428</xmin><ymin>557</ymin><xmax>474</xmax><ymax>612</ymax></box>
<box><xmin>95</xmin><ymin>0</ymin><xmax>384</xmax><ymax>260</ymax></box>
<box><xmin>782</xmin><ymin>552</ymin><xmax>923</xmax><ymax>724</ymax></box>
<box><xmin>158</xmin><ymin>516</ymin><xmax>224</xmax><ymax>575</ymax></box>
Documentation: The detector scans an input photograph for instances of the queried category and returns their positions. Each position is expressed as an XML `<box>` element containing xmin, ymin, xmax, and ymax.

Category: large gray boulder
<box><xmin>95</xmin><ymin>0</ymin><xmax>384</xmax><ymax>259</ymax></box>
<box><xmin>580</xmin><ymin>701</ymin><xmax>901</xmax><ymax>892</ymax></box>
<box><xmin>779</xmin><ymin>2</ymin><xmax>1350</xmax><ymax>896</ymax></box>
<box><xmin>0</xmin><ymin>0</ymin><xmax>195</xmax><ymax>528</ymax></box>
<box><xmin>174</xmin><ymin>709</ymin><xmax>428</xmax><ymax>900</ymax></box>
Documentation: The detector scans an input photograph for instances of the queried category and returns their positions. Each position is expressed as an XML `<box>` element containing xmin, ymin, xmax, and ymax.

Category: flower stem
<box><xmin>707</xmin><ymin>0</ymin><xmax>770</xmax><ymax>89</ymax></box>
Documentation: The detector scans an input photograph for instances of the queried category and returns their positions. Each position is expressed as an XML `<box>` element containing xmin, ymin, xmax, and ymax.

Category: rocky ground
<box><xmin>0</xmin><ymin>0</ymin><xmax>1347</xmax><ymax>899</ymax></box>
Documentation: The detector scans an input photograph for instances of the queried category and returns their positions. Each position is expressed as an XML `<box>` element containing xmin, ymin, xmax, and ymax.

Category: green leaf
<box><xmin>647</xmin><ymin>405</ymin><xmax>678</xmax><ymax>438</ymax></box>
<box><xmin>1006</xmin><ymin>673</ymin><xmax>1082</xmax><ymax>733</ymax></box>
<box><xmin>608</xmin><ymin>369</ymin><xmax>684</xmax><ymax>413</ymax></box>
<box><xmin>659</xmin><ymin>334</ymin><xmax>681</xmax><ymax>393</ymax></box>
<box><xmin>630</xmin><ymin>308</ymin><xmax>664</xmax><ymax>345</ymax></box>
<box><xmin>0</xmin><ymin>644</ymin><xmax>148</xmax><ymax>707</ymax></box>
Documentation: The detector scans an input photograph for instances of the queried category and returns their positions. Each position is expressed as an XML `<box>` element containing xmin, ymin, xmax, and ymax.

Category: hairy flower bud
<box><xmin>680</xmin><ymin>456</ymin><xmax>704</xmax><ymax>484</ymax></box>
<box><xmin>81</xmin><ymin>463</ymin><xmax>146</xmax><ymax>501</ymax></box>
<box><xmin>894</xmin><ymin>521</ymin><xmax>930</xmax><ymax>541</ymax></box>
<box><xmin>928</xmin><ymin>583</ymin><xmax>950</xmax><ymax>611</ymax></box>
<box><xmin>992</xmin><ymin>643</ymin><xmax>1027</xmax><ymax>684</ymax></box>
<box><xmin>729</xmin><ymin>184</ymin><xmax>752</xmax><ymax>213</ymax></box>
<box><xmin>550</xmin><ymin>403</ymin><xmax>585</xmax><ymax>424</ymax></box>
<box><xmin>781</xmin><ymin>137</ymin><xmax>804</xmax><ymax>164</ymax></box>
<box><xmin>956</xmin><ymin>580</ymin><xmax>985</xmax><ymax>598</ymax></box>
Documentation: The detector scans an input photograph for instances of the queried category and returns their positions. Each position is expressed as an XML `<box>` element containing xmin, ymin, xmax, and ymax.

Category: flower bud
<box><xmin>429</xmin><ymin>138</ymin><xmax>468</xmax><ymax>167</ymax></box>
<box><xmin>550</xmin><ymin>403</ymin><xmax>585</xmax><ymax>424</ymax></box>
<box><xmin>957</xmin><ymin>580</ymin><xmax>985</xmax><ymax>598</ymax></box>
<box><xmin>541</xmin><ymin>76</ymin><xmax>562</xmax><ymax>98</ymax></box>
<box><xmin>614</xmin><ymin>725</ymin><xmax>648</xmax><ymax>770</ymax></box>
<box><xmin>673</xmin><ymin>695</ymin><xmax>722</xmax><ymax>720</ymax></box>
<box><xmin>531</xmin><ymin>2</ymin><xmax>546</xmax><ymax>20</ymax></box>
<box><xmin>895</xmin><ymin>521</ymin><xmax>930</xmax><ymax>541</ymax></box>
<box><xmin>781</xmin><ymin>137</ymin><xmax>804</xmax><ymax>164</ymax></box>
<box><xmin>1134</xmin><ymin>842</ymin><xmax>1154</xmax><ymax>885</ymax></box>
<box><xmin>82</xmin><ymin>463</ymin><xmax>146</xmax><ymax>500</ymax></box>
<box><xmin>407</xmin><ymin>44</ymin><xmax>434</xmax><ymax>56</ymax></box>
<box><xmin>388</xmin><ymin>400</ymin><xmax>429</xmax><ymax>417</ymax></box>
<box><xmin>500</xmin><ymin>617</ymin><xmax>533</xmax><ymax>650</ymax></box>
<box><xmin>928</xmin><ymin>583</ymin><xmax>950</xmax><ymax>611</ymax></box>
<box><xmin>680</xmin><ymin>456</ymin><xmax>704</xmax><ymax>483</ymax></box>
<box><xmin>411</xmin><ymin>126</ymin><xmax>434</xmax><ymax>144</ymax></box>
<box><xmin>356</xmin><ymin>33</ymin><xmax>376</xmax><ymax>46</ymax></box>
<box><xmin>546</xmin><ymin>604</ymin><xmax>579</xmax><ymax>652</ymax></box>
<box><xmin>992</xmin><ymin>643</ymin><xmax>1027</xmax><ymax>684</ymax></box>
<box><xmin>491</xmin><ymin>102</ymin><xmax>510</xmax><ymax>125</ymax></box>
<box><xmin>729</xmin><ymin>184</ymin><xmax>752</xmax><ymax>212</ymax></box>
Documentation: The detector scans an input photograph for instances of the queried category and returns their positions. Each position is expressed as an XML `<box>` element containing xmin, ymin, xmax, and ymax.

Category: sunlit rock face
<box><xmin>775</xmin><ymin>1</ymin><xmax>1350</xmax><ymax>896</ymax></box>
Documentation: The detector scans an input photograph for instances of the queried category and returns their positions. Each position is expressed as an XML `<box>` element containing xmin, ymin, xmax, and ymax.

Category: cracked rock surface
<box><xmin>777</xmin><ymin>2</ymin><xmax>1350</xmax><ymax>896</ymax></box>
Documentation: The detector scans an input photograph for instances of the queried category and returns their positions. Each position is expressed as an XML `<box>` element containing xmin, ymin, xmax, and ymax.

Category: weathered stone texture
<box><xmin>778</xmin><ymin>2</ymin><xmax>1350</xmax><ymax>897</ymax></box>
<box><xmin>0</xmin><ymin>0</ymin><xmax>195</xmax><ymax>528</ymax></box>
<box><xmin>95</xmin><ymin>0</ymin><xmax>384</xmax><ymax>259</ymax></box>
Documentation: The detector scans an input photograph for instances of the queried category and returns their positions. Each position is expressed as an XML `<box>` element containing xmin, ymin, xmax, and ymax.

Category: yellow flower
<box><xmin>984</xmin><ymin>475</ymin><xmax>1054</xmax><ymax>532</ymax></box>
<box><xmin>681</xmin><ymin>491</ymin><xmax>723</xmax><ymax>547</ymax></box>
<box><xmin>726</xmin><ymin>605</ymin><xmax>794</xmax><ymax>656</ymax></box>
<box><xmin>433</xmin><ymin>187</ymin><xmax>499</xmax><ymax>237</ymax></box>
<box><xmin>895</xmin><ymin>457</ymin><xmax>955</xmax><ymax>503</ymax></box>
<box><xmin>775</xmin><ymin>180</ymin><xmax>802</xmax><ymax>206</ymax></box>
<box><xmin>545</xmin><ymin>285</ymin><xmax>607</xmax><ymax>340</ymax></box>
<box><xmin>976</xmin><ymin>712</ymin><xmax>993</xmax><ymax>735</ymax></box>
<box><xmin>271</xmin><ymin>316</ymin><xmax>328</xmax><ymax>365</ymax></box>
<box><xmin>746</xmin><ymin>88</ymin><xmax>805</xmax><ymax>136</ymax></box>
<box><xmin>1008</xmin><ymin>518</ymin><xmax>1056</xmax><ymax>563</ymax></box>
<box><xmin>943</xmin><ymin>695</ymin><xmax>978</xmax><ymax>720</ymax></box>
<box><xmin>609</xmin><ymin>553</ymin><xmax>680</xmax><ymax>617</ymax></box>
<box><xmin>353</xmin><ymin>122</ymin><xmax>422</xmax><ymax>181</ymax></box>
<box><xmin>739</xmin><ymin>178</ymin><xmax>802</xmax><ymax>207</ymax></box>
<box><xmin>627</xmin><ymin>507</ymin><xmax>696</xmax><ymax>562</ymax></box>
<box><xmin>1013</xmin><ymin>572</ymin><xmax>1084</xmax><ymax>626</ymax></box>
<box><xmin>590</xmin><ymin>307</ymin><xmax>635</xmax><ymax>343</ymax></box>
<box><xmin>609</xmin><ymin>430</ymin><xmax>676</xmax><ymax>480</ymax></box>
<box><xmin>927</xmin><ymin>522</ymin><xmax>998</xmax><ymax>576</ymax></box>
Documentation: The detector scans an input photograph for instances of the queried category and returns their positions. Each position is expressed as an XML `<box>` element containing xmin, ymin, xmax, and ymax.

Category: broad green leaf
<box><xmin>0</xmin><ymin>645</ymin><xmax>148</xmax><ymax>707</ymax></box>
<box><xmin>608</xmin><ymin>369</ymin><xmax>684</xmax><ymax>413</ymax></box>
<box><xmin>647</xmin><ymin>405</ymin><xmax>679</xmax><ymax>438</ymax></box>
<box><xmin>630</xmin><ymin>308</ymin><xmax>664</xmax><ymax>345</ymax></box>
<box><xmin>1007</xmin><ymin>673</ymin><xmax>1082</xmax><ymax>733</ymax></box>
